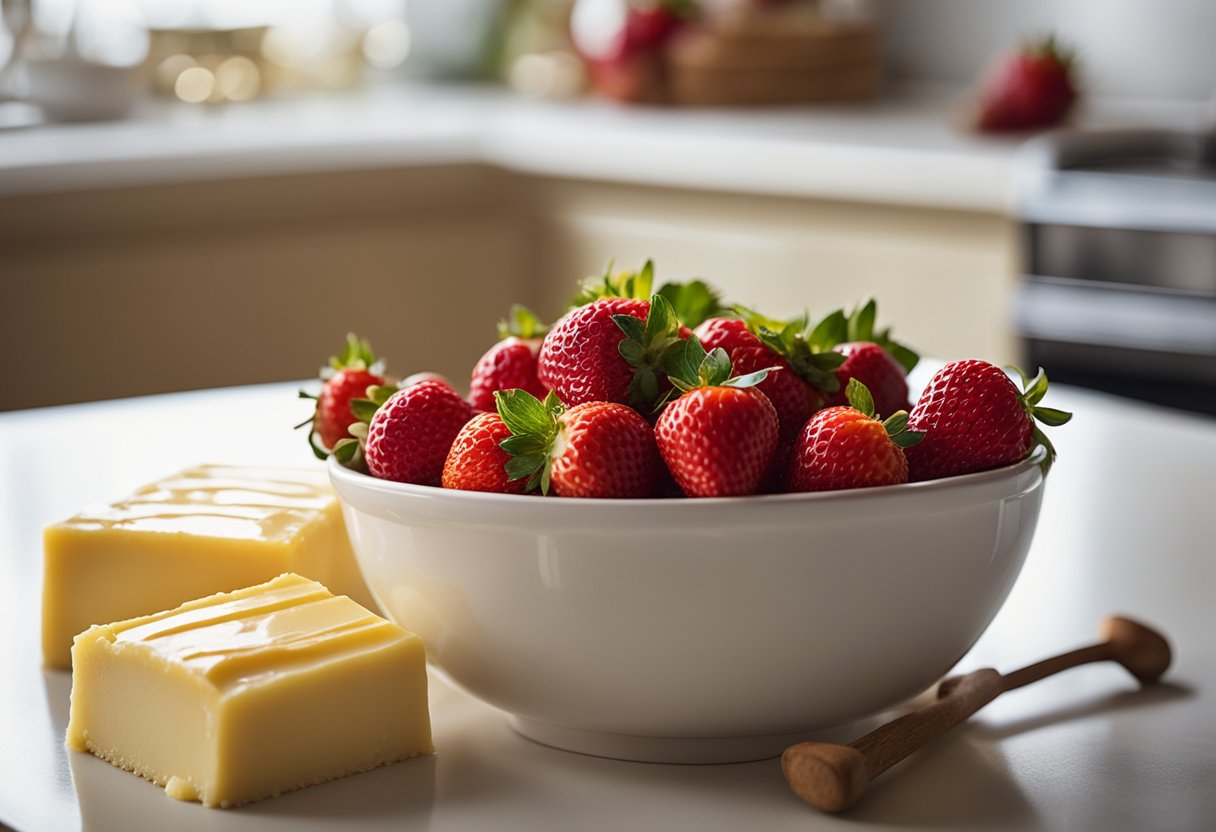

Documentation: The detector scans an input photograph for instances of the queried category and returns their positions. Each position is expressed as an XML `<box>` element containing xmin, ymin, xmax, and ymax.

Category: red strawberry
<box><xmin>827</xmin><ymin>342</ymin><xmax>912</xmax><ymax>418</ymax></box>
<box><xmin>469</xmin><ymin>305</ymin><xmax>550</xmax><ymax>413</ymax></box>
<box><xmin>442</xmin><ymin>412</ymin><xmax>527</xmax><ymax>494</ymax></box>
<box><xmin>729</xmin><ymin>345</ymin><xmax>817</xmax><ymax>445</ymax></box>
<box><xmin>495</xmin><ymin>390</ymin><xmax>662</xmax><ymax>498</ymax></box>
<box><xmin>575</xmin><ymin>0</ymin><xmax>694</xmax><ymax>103</ymax></box>
<box><xmin>539</xmin><ymin>269</ymin><xmax>690</xmax><ymax>411</ymax></box>
<box><xmin>538</xmin><ymin>297</ymin><xmax>650</xmax><ymax>406</ymax></box>
<box><xmin>788</xmin><ymin>379</ymin><xmax>922</xmax><ymax>492</ymax></box>
<box><xmin>654</xmin><ymin>337</ymin><xmax>779</xmax><ymax>497</ymax></box>
<box><xmin>905</xmin><ymin>360</ymin><xmax>1072</xmax><ymax>481</ymax></box>
<box><xmin>975</xmin><ymin>36</ymin><xmax>1078</xmax><ymax>132</ymax></box>
<box><xmin>553</xmin><ymin>402</ymin><xmax>662</xmax><ymax>498</ymax></box>
<box><xmin>299</xmin><ymin>333</ymin><xmax>386</xmax><ymax>456</ymax></box>
<box><xmin>362</xmin><ymin>380</ymin><xmax>475</xmax><ymax>485</ymax></box>
<box><xmin>693</xmin><ymin>317</ymin><xmax>762</xmax><ymax>353</ymax></box>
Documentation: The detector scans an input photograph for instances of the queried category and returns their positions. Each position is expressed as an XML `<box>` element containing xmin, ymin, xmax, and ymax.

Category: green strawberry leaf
<box><xmin>495</xmin><ymin>389</ymin><xmax>559</xmax><ymax>437</ymax></box>
<box><xmin>885</xmin><ymin>341</ymin><xmax>920</xmax><ymax>374</ymax></box>
<box><xmin>1033</xmin><ymin>406</ymin><xmax>1073</xmax><ymax>427</ymax></box>
<box><xmin>497</xmin><ymin>304</ymin><xmax>549</xmax><ymax>340</ymax></box>
<box><xmin>618</xmin><ymin>338</ymin><xmax>645</xmax><ymax>366</ymax></box>
<box><xmin>807</xmin><ymin>309</ymin><xmax>848</xmax><ymax>352</ymax></box>
<box><xmin>332</xmin><ymin>437</ymin><xmax>364</xmax><ymax>468</ymax></box>
<box><xmin>721</xmin><ymin>367</ymin><xmax>774</xmax><ymax>389</ymax></box>
<box><xmin>1024</xmin><ymin>368</ymin><xmax>1050</xmax><ymax>406</ymax></box>
<box><xmin>349</xmin><ymin>398</ymin><xmax>381</xmax><ymax>424</ymax></box>
<box><xmin>663</xmin><ymin>335</ymin><xmax>708</xmax><ymax>392</ymax></box>
<box><xmin>656</xmin><ymin>279</ymin><xmax>724</xmax><ymax>329</ymax></box>
<box><xmin>326</xmin><ymin>332</ymin><xmax>383</xmax><ymax>377</ymax></box>
<box><xmin>1005</xmin><ymin>364</ymin><xmax>1072</xmax><ymax>474</ymax></box>
<box><xmin>810</xmin><ymin>301</ymin><xmax>920</xmax><ymax>373</ymax></box>
<box><xmin>845</xmin><ymin>378</ymin><xmax>876</xmax><ymax>419</ymax></box>
<box><xmin>613</xmin><ymin>294</ymin><xmax>686</xmax><ymax>410</ymax></box>
<box><xmin>882</xmin><ymin>410</ymin><xmax>925</xmax><ymax>448</ymax></box>
<box><xmin>847</xmin><ymin>299</ymin><xmax>877</xmax><ymax>343</ymax></box>
<box><xmin>613</xmin><ymin>314</ymin><xmax>647</xmax><ymax>343</ymax></box>
<box><xmin>494</xmin><ymin>389</ymin><xmax>564</xmax><ymax>494</ymax></box>
<box><xmin>572</xmin><ymin>259</ymin><xmax>654</xmax><ymax>306</ymax></box>
<box><xmin>700</xmin><ymin>347</ymin><xmax>733</xmax><ymax>387</ymax></box>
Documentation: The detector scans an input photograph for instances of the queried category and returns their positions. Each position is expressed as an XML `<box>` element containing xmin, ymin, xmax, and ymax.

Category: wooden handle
<box><xmin>782</xmin><ymin>615</ymin><xmax>1171</xmax><ymax>813</ymax></box>
<box><xmin>781</xmin><ymin>669</ymin><xmax>1003</xmax><ymax>812</ymax></box>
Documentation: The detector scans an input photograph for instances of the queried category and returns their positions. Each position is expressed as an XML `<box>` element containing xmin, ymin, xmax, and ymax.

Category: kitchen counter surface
<box><xmin>1</xmin><ymin>84</ymin><xmax>1207</xmax><ymax>212</ymax></box>
<box><xmin>0</xmin><ymin>380</ymin><xmax>1213</xmax><ymax>831</ymax></box>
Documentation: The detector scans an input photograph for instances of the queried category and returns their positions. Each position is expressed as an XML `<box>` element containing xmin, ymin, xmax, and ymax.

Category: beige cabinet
<box><xmin>1</xmin><ymin>165</ymin><xmax>1018</xmax><ymax>411</ymax></box>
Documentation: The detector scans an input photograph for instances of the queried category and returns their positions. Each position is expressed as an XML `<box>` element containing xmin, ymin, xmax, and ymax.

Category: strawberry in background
<box><xmin>572</xmin><ymin>0</ymin><xmax>698</xmax><ymax>103</ymax></box>
<box><xmin>974</xmin><ymin>35</ymin><xmax>1079</xmax><ymax>132</ymax></box>
<box><xmin>468</xmin><ymin>305</ymin><xmax>550</xmax><ymax>413</ymax></box>
<box><xmin>298</xmin><ymin>333</ymin><xmax>386</xmax><ymax>458</ymax></box>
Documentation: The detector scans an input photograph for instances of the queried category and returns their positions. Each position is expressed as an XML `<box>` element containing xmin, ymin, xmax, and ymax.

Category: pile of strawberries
<box><xmin>300</xmin><ymin>263</ymin><xmax>1070</xmax><ymax>498</ymax></box>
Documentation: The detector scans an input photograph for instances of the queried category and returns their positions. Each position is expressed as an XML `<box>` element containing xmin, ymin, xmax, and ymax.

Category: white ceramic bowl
<box><xmin>330</xmin><ymin>452</ymin><xmax>1046</xmax><ymax>763</ymax></box>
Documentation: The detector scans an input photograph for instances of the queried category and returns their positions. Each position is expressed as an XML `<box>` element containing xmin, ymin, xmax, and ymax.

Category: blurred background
<box><xmin>1</xmin><ymin>0</ymin><xmax>1213</xmax><ymax>413</ymax></box>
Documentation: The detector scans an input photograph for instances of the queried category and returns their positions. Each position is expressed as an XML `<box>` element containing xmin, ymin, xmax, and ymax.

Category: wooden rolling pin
<box><xmin>782</xmin><ymin>616</ymin><xmax>1172</xmax><ymax>813</ymax></box>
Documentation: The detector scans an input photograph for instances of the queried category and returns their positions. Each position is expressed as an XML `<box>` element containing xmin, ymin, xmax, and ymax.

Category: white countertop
<box><xmin>0</xmin><ymin>381</ymin><xmax>1214</xmax><ymax>831</ymax></box>
<box><xmin>1</xmin><ymin>83</ymin><xmax>1206</xmax><ymax>212</ymax></box>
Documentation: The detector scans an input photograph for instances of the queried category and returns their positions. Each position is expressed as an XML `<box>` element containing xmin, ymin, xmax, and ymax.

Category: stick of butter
<box><xmin>43</xmin><ymin>465</ymin><xmax>376</xmax><ymax>669</ymax></box>
<box><xmin>66</xmin><ymin>573</ymin><xmax>433</xmax><ymax>808</ymax></box>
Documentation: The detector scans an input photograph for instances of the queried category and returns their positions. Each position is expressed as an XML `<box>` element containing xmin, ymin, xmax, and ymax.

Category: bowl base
<box><xmin>509</xmin><ymin>716</ymin><xmax>816</xmax><ymax>764</ymax></box>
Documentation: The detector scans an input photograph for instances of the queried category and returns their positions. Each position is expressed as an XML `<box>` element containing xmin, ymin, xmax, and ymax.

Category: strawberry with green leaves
<box><xmin>787</xmin><ymin>379</ymin><xmax>923</xmax><ymax>493</ymax></box>
<box><xmin>905</xmin><ymin>361</ymin><xmax>1071</xmax><ymax>481</ymax></box>
<box><xmin>297</xmin><ymin>333</ymin><xmax>387</xmax><ymax>458</ymax></box>
<box><xmin>539</xmin><ymin>264</ymin><xmax>689</xmax><ymax>411</ymax></box>
<box><xmin>442</xmin><ymin>412</ymin><xmax>528</xmax><ymax>494</ymax></box>
<box><xmin>814</xmin><ymin>300</ymin><xmax>919</xmax><ymax>418</ymax></box>
<box><xmin>468</xmin><ymin>305</ymin><xmax>550</xmax><ymax>413</ymax></box>
<box><xmin>655</xmin><ymin>336</ymin><xmax>780</xmax><ymax>497</ymax></box>
<box><xmin>335</xmin><ymin>379</ymin><xmax>474</xmax><ymax>485</ymax></box>
<box><xmin>492</xmin><ymin>389</ymin><xmax>663</xmax><ymax>498</ymax></box>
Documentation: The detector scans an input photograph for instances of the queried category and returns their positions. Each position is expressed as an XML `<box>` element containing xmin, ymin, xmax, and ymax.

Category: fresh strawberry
<box><xmin>297</xmin><ymin>333</ymin><xmax>386</xmax><ymax>457</ymax></box>
<box><xmin>539</xmin><ymin>266</ymin><xmax>687</xmax><ymax>410</ymax></box>
<box><xmin>732</xmin><ymin>306</ymin><xmax>848</xmax><ymax>405</ymax></box>
<box><xmin>905</xmin><ymin>361</ymin><xmax>1072</xmax><ymax>481</ymax></box>
<box><xmin>495</xmin><ymin>390</ymin><xmax>663</xmax><ymax>498</ymax></box>
<box><xmin>442</xmin><ymin>412</ymin><xmax>527</xmax><ymax>494</ymax></box>
<box><xmin>538</xmin><ymin>297</ymin><xmax>652</xmax><ymax>406</ymax></box>
<box><xmin>693</xmin><ymin>317</ymin><xmax>763</xmax><ymax>353</ymax></box>
<box><xmin>827</xmin><ymin>342</ymin><xmax>912</xmax><ymax>418</ymax></box>
<box><xmin>468</xmin><ymin>305</ymin><xmax>549</xmax><ymax>413</ymax></box>
<box><xmin>654</xmin><ymin>336</ymin><xmax>779</xmax><ymax>497</ymax></box>
<box><xmin>354</xmin><ymin>380</ymin><xmax>475</xmax><ymax>485</ymax></box>
<box><xmin>788</xmin><ymin>379</ymin><xmax>922</xmax><ymax>492</ymax></box>
<box><xmin>729</xmin><ymin>345</ymin><xmax>817</xmax><ymax>445</ymax></box>
<box><xmin>975</xmin><ymin>35</ymin><xmax>1078</xmax><ymax>132</ymax></box>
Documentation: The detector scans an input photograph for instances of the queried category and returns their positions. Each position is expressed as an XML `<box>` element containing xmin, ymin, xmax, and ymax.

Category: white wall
<box><xmin>873</xmin><ymin>0</ymin><xmax>1216</xmax><ymax>103</ymax></box>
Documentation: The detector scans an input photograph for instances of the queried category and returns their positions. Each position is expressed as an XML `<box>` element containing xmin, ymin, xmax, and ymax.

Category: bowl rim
<box><xmin>328</xmin><ymin>445</ymin><xmax>1048</xmax><ymax>517</ymax></box>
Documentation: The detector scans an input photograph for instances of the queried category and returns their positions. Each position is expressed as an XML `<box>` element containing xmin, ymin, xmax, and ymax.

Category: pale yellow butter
<box><xmin>66</xmin><ymin>573</ymin><xmax>433</xmax><ymax>808</ymax></box>
<box><xmin>42</xmin><ymin>465</ymin><xmax>375</xmax><ymax>668</ymax></box>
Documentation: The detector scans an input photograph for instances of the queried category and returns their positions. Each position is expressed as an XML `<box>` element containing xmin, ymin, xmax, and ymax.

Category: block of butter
<box><xmin>43</xmin><ymin>465</ymin><xmax>375</xmax><ymax>668</ymax></box>
<box><xmin>67</xmin><ymin>573</ymin><xmax>433</xmax><ymax>808</ymax></box>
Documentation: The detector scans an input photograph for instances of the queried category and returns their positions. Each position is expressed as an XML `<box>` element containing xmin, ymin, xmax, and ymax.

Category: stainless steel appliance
<box><xmin>1017</xmin><ymin>129</ymin><xmax>1216</xmax><ymax>414</ymax></box>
